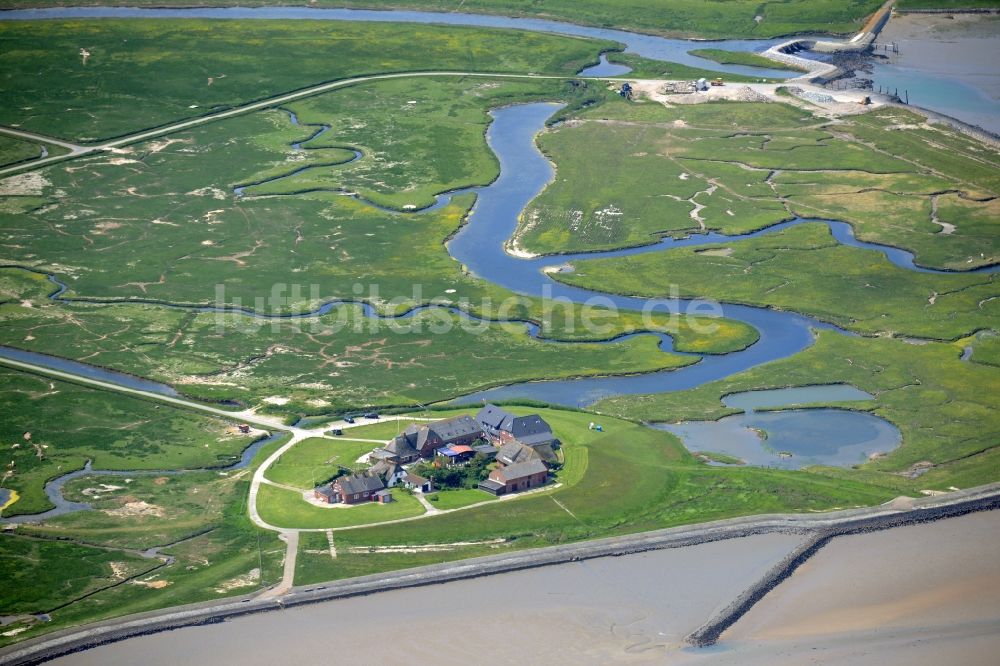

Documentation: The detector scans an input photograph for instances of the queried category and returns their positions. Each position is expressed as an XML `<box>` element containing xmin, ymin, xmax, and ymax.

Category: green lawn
<box><xmin>300</xmin><ymin>407</ymin><xmax>896</xmax><ymax>551</ymax></box>
<box><xmin>265</xmin><ymin>437</ymin><xmax>376</xmax><ymax>489</ymax></box>
<box><xmin>338</xmin><ymin>420</ymin><xmax>422</xmax><ymax>441</ymax></box>
<box><xmin>426</xmin><ymin>488</ymin><xmax>499</xmax><ymax>511</ymax></box>
<box><xmin>257</xmin><ymin>483</ymin><xmax>426</xmax><ymax>529</ymax></box>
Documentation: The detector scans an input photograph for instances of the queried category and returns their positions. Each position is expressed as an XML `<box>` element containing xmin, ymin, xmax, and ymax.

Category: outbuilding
<box><xmin>479</xmin><ymin>460</ymin><xmax>548</xmax><ymax>496</ymax></box>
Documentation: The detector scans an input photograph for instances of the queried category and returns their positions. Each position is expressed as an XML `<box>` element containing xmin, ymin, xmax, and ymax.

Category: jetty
<box><xmin>762</xmin><ymin>0</ymin><xmax>895</xmax><ymax>83</ymax></box>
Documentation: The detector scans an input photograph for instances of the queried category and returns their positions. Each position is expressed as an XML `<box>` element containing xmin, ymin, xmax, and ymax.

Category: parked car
<box><xmin>363</xmin><ymin>412</ymin><xmax>379</xmax><ymax>419</ymax></box>
<box><xmin>331</xmin><ymin>428</ymin><xmax>343</xmax><ymax>436</ymax></box>
<box><xmin>343</xmin><ymin>416</ymin><xmax>355</xmax><ymax>424</ymax></box>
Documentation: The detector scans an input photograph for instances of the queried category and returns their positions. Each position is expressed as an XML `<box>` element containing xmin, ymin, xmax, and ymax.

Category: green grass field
<box><xmin>0</xmin><ymin>535</ymin><xmax>160</xmax><ymax>615</ymax></box>
<box><xmin>595</xmin><ymin>331</ymin><xmax>1000</xmax><ymax>488</ymax></box>
<box><xmin>265</xmin><ymin>437</ymin><xmax>376</xmax><ymax>489</ymax></box>
<box><xmin>0</xmin><ymin>135</ymin><xmax>67</xmax><ymax>168</ymax></box>
<box><xmin>0</xmin><ymin>271</ymin><xmax>696</xmax><ymax>416</ymax></box>
<box><xmin>0</xmin><ymin>76</ymin><xmax>760</xmax><ymax>418</ymax></box>
<box><xmin>257</xmin><ymin>483</ymin><xmax>426</xmax><ymax>529</ymax></box>
<box><xmin>514</xmin><ymin>98</ymin><xmax>999</xmax><ymax>270</ymax></box>
<box><xmin>2</xmin><ymin>8</ymin><xmax>998</xmax><ymax>649</ymax></box>
<box><xmin>335</xmin><ymin>420</ymin><xmax>422</xmax><ymax>441</ymax></box>
<box><xmin>556</xmin><ymin>222</ymin><xmax>999</xmax><ymax>339</ymax></box>
<box><xmin>0</xmin><ymin>365</ymin><xmax>259</xmax><ymax>516</ymax></box>
<box><xmin>19</xmin><ymin>469</ymin><xmax>251</xmax><ymax>550</ymax></box>
<box><xmin>602</xmin><ymin>52</ymin><xmax>784</xmax><ymax>82</ymax></box>
<box><xmin>0</xmin><ymin>19</ymin><xmax>617</xmax><ymax>141</ymax></box>
<box><xmin>688</xmin><ymin>48</ymin><xmax>806</xmax><ymax>71</ymax></box>
<box><xmin>0</xmin><ymin>435</ymin><xmax>288</xmax><ymax>648</ymax></box>
<box><xmin>291</xmin><ymin>406</ymin><xmax>897</xmax><ymax>584</ymax></box>
<box><xmin>426</xmin><ymin>488</ymin><xmax>500</xmax><ymax>510</ymax></box>
<box><xmin>0</xmin><ymin>1</ymin><xmax>888</xmax><ymax>39</ymax></box>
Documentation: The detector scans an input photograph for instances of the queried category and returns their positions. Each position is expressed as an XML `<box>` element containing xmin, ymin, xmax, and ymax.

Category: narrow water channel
<box><xmin>1</xmin><ymin>103</ymin><xmax>992</xmax><ymax>411</ymax></box>
<box><xmin>0</xmin><ymin>6</ymin><xmax>799</xmax><ymax>80</ymax></box>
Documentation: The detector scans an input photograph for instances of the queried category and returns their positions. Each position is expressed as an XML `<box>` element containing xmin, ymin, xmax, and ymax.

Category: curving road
<box><xmin>0</xmin><ymin>70</ymin><xmax>605</xmax><ymax>178</ymax></box>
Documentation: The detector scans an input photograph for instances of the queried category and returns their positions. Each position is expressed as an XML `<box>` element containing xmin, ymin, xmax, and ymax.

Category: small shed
<box><xmin>403</xmin><ymin>473</ymin><xmax>434</xmax><ymax>494</ymax></box>
<box><xmin>478</xmin><ymin>479</ymin><xmax>507</xmax><ymax>496</ymax></box>
<box><xmin>472</xmin><ymin>444</ymin><xmax>497</xmax><ymax>460</ymax></box>
<box><xmin>313</xmin><ymin>486</ymin><xmax>339</xmax><ymax>504</ymax></box>
<box><xmin>373</xmin><ymin>489</ymin><xmax>394</xmax><ymax>504</ymax></box>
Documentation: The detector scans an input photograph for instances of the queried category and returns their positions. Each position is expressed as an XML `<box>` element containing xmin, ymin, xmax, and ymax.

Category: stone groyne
<box><xmin>685</xmin><ymin>488</ymin><xmax>1000</xmax><ymax>646</ymax></box>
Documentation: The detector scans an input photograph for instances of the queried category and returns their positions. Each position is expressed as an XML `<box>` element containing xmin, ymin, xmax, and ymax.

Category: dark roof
<box><xmin>429</xmin><ymin>415</ymin><xmax>483</xmax><ymax>442</ymax></box>
<box><xmin>335</xmin><ymin>472</ymin><xmax>384</xmax><ymax>495</ymax></box>
<box><xmin>495</xmin><ymin>460</ymin><xmax>548</xmax><ymax>482</ymax></box>
<box><xmin>506</xmin><ymin>415</ymin><xmax>553</xmax><ymax>439</ymax></box>
<box><xmin>437</xmin><ymin>447</ymin><xmax>461</xmax><ymax>457</ymax></box>
<box><xmin>314</xmin><ymin>486</ymin><xmax>338</xmax><ymax>500</ymax></box>
<box><xmin>386</xmin><ymin>436</ymin><xmax>419</xmax><ymax>457</ymax></box>
<box><xmin>517</xmin><ymin>431</ymin><xmax>559</xmax><ymax>447</ymax></box>
<box><xmin>496</xmin><ymin>441</ymin><xmax>541</xmax><ymax>466</ymax></box>
<box><xmin>369</xmin><ymin>460</ymin><xmax>403</xmax><ymax>479</ymax></box>
<box><xmin>528</xmin><ymin>443</ymin><xmax>558</xmax><ymax>464</ymax></box>
<box><xmin>476</xmin><ymin>404</ymin><xmax>514</xmax><ymax>430</ymax></box>
<box><xmin>472</xmin><ymin>444</ymin><xmax>497</xmax><ymax>457</ymax></box>
<box><xmin>478</xmin><ymin>479</ymin><xmax>505</xmax><ymax>491</ymax></box>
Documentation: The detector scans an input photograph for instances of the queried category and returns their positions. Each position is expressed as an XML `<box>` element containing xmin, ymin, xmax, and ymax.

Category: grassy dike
<box><xmin>688</xmin><ymin>48</ymin><xmax>807</xmax><ymax>71</ymax></box>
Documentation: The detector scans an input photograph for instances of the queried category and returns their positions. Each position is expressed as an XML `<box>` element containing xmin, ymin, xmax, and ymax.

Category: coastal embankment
<box><xmin>3</xmin><ymin>484</ymin><xmax>998</xmax><ymax>665</ymax></box>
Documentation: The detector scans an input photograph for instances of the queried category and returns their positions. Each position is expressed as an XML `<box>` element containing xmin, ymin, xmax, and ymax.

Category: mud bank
<box><xmin>686</xmin><ymin>489</ymin><xmax>1000</xmax><ymax>647</ymax></box>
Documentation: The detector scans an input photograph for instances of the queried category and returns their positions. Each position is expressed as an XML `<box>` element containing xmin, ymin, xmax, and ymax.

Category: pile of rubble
<box><xmin>797</xmin><ymin>90</ymin><xmax>836</xmax><ymax>103</ymax></box>
<box><xmin>733</xmin><ymin>86</ymin><xmax>771</xmax><ymax>103</ymax></box>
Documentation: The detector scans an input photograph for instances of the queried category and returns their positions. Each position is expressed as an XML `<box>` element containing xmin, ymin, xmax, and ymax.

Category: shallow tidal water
<box><xmin>48</xmin><ymin>533</ymin><xmax>804</xmax><ymax>665</ymax></box>
<box><xmin>50</xmin><ymin>511</ymin><xmax>1000</xmax><ymax>665</ymax></box>
<box><xmin>716</xmin><ymin>511</ymin><xmax>1000</xmax><ymax>665</ymax></box>
<box><xmin>872</xmin><ymin>13</ymin><xmax>1000</xmax><ymax>135</ymax></box>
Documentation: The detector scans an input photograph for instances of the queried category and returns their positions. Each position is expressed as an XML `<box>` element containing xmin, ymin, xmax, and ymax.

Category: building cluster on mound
<box><xmin>313</xmin><ymin>405</ymin><xmax>561</xmax><ymax>505</ymax></box>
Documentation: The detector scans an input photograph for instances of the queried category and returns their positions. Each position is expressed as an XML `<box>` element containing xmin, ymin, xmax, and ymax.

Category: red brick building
<box><xmin>478</xmin><ymin>460</ymin><xmax>548</xmax><ymax>496</ymax></box>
